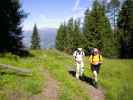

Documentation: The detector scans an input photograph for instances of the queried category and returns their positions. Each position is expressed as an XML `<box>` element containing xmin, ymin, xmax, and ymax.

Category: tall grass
<box><xmin>32</xmin><ymin>50</ymin><xmax>90</xmax><ymax>100</ymax></box>
<box><xmin>0</xmin><ymin>50</ymin><xmax>133</xmax><ymax>100</ymax></box>
<box><xmin>0</xmin><ymin>50</ymin><xmax>90</xmax><ymax>100</ymax></box>
<box><xmin>83</xmin><ymin>56</ymin><xmax>133</xmax><ymax>100</ymax></box>
<box><xmin>99</xmin><ymin>59</ymin><xmax>133</xmax><ymax>100</ymax></box>
<box><xmin>0</xmin><ymin>53</ymin><xmax>44</xmax><ymax>100</ymax></box>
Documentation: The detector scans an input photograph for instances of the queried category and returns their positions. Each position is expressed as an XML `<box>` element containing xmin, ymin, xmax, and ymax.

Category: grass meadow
<box><xmin>0</xmin><ymin>49</ymin><xmax>132</xmax><ymax>100</ymax></box>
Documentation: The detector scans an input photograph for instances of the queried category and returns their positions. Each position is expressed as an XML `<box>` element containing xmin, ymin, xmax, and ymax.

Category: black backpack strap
<box><xmin>81</xmin><ymin>51</ymin><xmax>84</xmax><ymax>56</ymax></box>
<box><xmin>75</xmin><ymin>51</ymin><xmax>77</xmax><ymax>59</ymax></box>
<box><xmin>99</xmin><ymin>55</ymin><xmax>101</xmax><ymax>61</ymax></box>
<box><xmin>92</xmin><ymin>55</ymin><xmax>94</xmax><ymax>62</ymax></box>
<box><xmin>76</xmin><ymin>51</ymin><xmax>84</xmax><ymax>56</ymax></box>
<box><xmin>76</xmin><ymin>51</ymin><xmax>78</xmax><ymax>56</ymax></box>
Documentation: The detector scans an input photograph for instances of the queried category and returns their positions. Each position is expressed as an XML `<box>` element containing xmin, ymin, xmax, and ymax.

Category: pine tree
<box><xmin>56</xmin><ymin>19</ymin><xmax>84</xmax><ymax>54</ymax></box>
<box><xmin>0</xmin><ymin>0</ymin><xmax>26</xmax><ymax>54</ymax></box>
<box><xmin>73</xmin><ymin>19</ymin><xmax>86</xmax><ymax>50</ymax></box>
<box><xmin>73</xmin><ymin>19</ymin><xmax>82</xmax><ymax>49</ymax></box>
<box><xmin>83</xmin><ymin>0</ymin><xmax>114</xmax><ymax>57</ymax></box>
<box><xmin>31</xmin><ymin>24</ymin><xmax>41</xmax><ymax>49</ymax></box>
<box><xmin>107</xmin><ymin>0</ymin><xmax>120</xmax><ymax>30</ymax></box>
<box><xmin>56</xmin><ymin>23</ymin><xmax>67</xmax><ymax>51</ymax></box>
<box><xmin>56</xmin><ymin>24</ymin><xmax>63</xmax><ymax>51</ymax></box>
<box><xmin>117</xmin><ymin>0</ymin><xmax>133</xmax><ymax>58</ymax></box>
<box><xmin>66</xmin><ymin>18</ymin><xmax>75</xmax><ymax>53</ymax></box>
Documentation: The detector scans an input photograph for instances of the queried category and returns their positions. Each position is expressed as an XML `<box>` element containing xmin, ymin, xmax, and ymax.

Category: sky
<box><xmin>21</xmin><ymin>0</ymin><xmax>94</xmax><ymax>30</ymax></box>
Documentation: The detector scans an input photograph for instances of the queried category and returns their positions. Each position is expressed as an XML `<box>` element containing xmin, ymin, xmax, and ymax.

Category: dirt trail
<box><xmin>79</xmin><ymin>78</ymin><xmax>105</xmax><ymax>100</ymax></box>
<box><xmin>30</xmin><ymin>68</ymin><xmax>105</xmax><ymax>100</ymax></box>
<box><xmin>69</xmin><ymin>69</ymin><xmax>105</xmax><ymax>100</ymax></box>
<box><xmin>29</xmin><ymin>70</ymin><xmax>59</xmax><ymax>100</ymax></box>
<box><xmin>89</xmin><ymin>85</ymin><xmax>105</xmax><ymax>100</ymax></box>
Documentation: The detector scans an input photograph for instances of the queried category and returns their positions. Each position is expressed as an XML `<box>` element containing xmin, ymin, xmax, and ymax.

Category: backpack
<box><xmin>76</xmin><ymin>50</ymin><xmax>84</xmax><ymax>56</ymax></box>
<box><xmin>88</xmin><ymin>48</ymin><xmax>95</xmax><ymax>55</ymax></box>
<box><xmin>89</xmin><ymin>48</ymin><xmax>102</xmax><ymax>55</ymax></box>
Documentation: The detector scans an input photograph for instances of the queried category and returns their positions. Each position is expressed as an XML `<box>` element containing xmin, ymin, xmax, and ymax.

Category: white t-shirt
<box><xmin>73</xmin><ymin>50</ymin><xmax>85</xmax><ymax>62</ymax></box>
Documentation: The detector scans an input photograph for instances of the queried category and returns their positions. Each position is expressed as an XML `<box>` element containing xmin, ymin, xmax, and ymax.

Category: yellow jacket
<box><xmin>89</xmin><ymin>54</ymin><xmax>103</xmax><ymax>65</ymax></box>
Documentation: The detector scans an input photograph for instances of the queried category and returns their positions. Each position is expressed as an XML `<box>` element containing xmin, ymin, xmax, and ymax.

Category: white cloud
<box><xmin>107</xmin><ymin>0</ymin><xmax>111</xmax><ymax>3</ymax></box>
<box><xmin>73</xmin><ymin>0</ymin><xmax>86</xmax><ymax>12</ymax></box>
<box><xmin>73</xmin><ymin>0</ymin><xmax>80</xmax><ymax>11</ymax></box>
<box><xmin>71</xmin><ymin>0</ymin><xmax>84</xmax><ymax>20</ymax></box>
<box><xmin>71</xmin><ymin>0</ymin><xmax>92</xmax><ymax>20</ymax></box>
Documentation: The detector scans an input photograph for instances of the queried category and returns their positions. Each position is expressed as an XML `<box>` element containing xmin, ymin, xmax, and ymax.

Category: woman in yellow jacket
<box><xmin>89</xmin><ymin>48</ymin><xmax>103</xmax><ymax>87</ymax></box>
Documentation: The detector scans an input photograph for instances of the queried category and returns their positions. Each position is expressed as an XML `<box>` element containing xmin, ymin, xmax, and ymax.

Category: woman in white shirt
<box><xmin>73</xmin><ymin>48</ymin><xmax>85</xmax><ymax>79</ymax></box>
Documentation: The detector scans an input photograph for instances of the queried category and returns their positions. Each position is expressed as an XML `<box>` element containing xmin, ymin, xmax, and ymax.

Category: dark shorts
<box><xmin>91</xmin><ymin>64</ymin><xmax>101</xmax><ymax>74</ymax></box>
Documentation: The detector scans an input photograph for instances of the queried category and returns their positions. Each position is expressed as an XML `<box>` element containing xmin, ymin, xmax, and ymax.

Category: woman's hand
<box><xmin>94</xmin><ymin>62</ymin><xmax>99</xmax><ymax>65</ymax></box>
<box><xmin>99</xmin><ymin>61</ymin><xmax>103</xmax><ymax>64</ymax></box>
<box><xmin>76</xmin><ymin>60</ymin><xmax>81</xmax><ymax>64</ymax></box>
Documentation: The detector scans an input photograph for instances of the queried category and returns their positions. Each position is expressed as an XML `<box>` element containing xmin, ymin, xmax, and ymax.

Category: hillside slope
<box><xmin>0</xmin><ymin>50</ymin><xmax>133</xmax><ymax>100</ymax></box>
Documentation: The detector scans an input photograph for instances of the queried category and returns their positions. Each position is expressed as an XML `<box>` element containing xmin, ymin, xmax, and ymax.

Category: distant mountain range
<box><xmin>22</xmin><ymin>28</ymin><xmax>57</xmax><ymax>48</ymax></box>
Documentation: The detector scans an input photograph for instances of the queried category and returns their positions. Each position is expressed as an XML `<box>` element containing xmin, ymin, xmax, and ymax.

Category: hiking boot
<box><xmin>79</xmin><ymin>74</ymin><xmax>85</xmax><ymax>81</ymax></box>
<box><xmin>93</xmin><ymin>80</ymin><xmax>98</xmax><ymax>88</ymax></box>
<box><xmin>94</xmin><ymin>82</ymin><xmax>98</xmax><ymax>88</ymax></box>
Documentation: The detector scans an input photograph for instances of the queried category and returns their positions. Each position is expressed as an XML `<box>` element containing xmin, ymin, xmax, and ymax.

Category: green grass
<box><xmin>0</xmin><ymin>50</ymin><xmax>90</xmax><ymax>100</ymax></box>
<box><xmin>83</xmin><ymin>57</ymin><xmax>133</xmax><ymax>100</ymax></box>
<box><xmin>0</xmin><ymin>53</ymin><xmax>44</xmax><ymax>100</ymax></box>
<box><xmin>99</xmin><ymin>59</ymin><xmax>133</xmax><ymax>100</ymax></box>
<box><xmin>32</xmin><ymin>50</ymin><xmax>90</xmax><ymax>100</ymax></box>
<box><xmin>0</xmin><ymin>49</ymin><xmax>133</xmax><ymax>100</ymax></box>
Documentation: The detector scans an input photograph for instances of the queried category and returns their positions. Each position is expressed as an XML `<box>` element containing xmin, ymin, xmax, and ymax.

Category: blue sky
<box><xmin>21</xmin><ymin>0</ymin><xmax>94</xmax><ymax>30</ymax></box>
